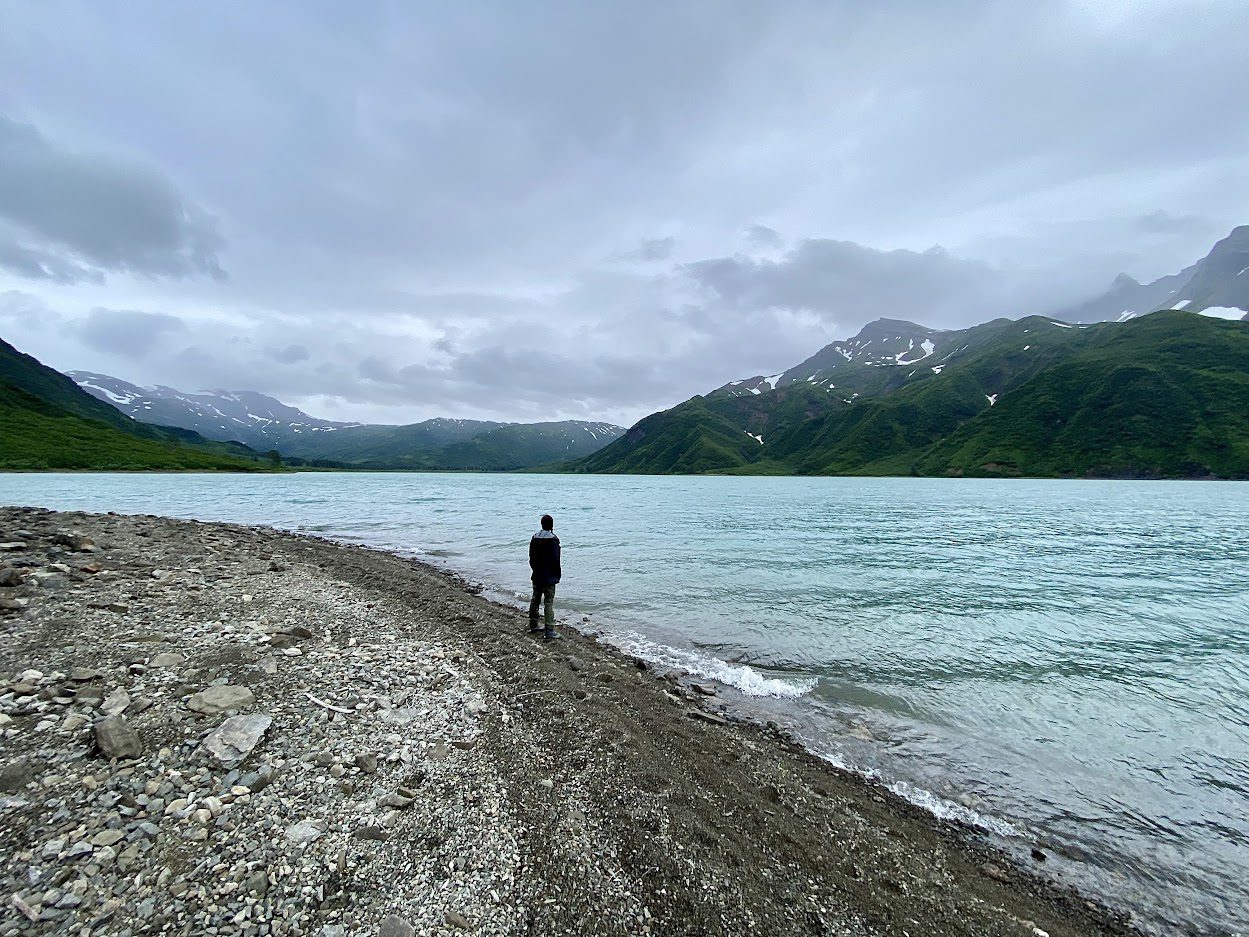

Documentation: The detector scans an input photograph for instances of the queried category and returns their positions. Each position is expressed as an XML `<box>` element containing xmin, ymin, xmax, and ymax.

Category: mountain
<box><xmin>573</xmin><ymin>311</ymin><xmax>1249</xmax><ymax>479</ymax></box>
<box><xmin>1059</xmin><ymin>225</ymin><xmax>1249</xmax><ymax>324</ymax></box>
<box><xmin>1</xmin><ymin>339</ymin><xmax>267</xmax><ymax>471</ymax></box>
<box><xmin>913</xmin><ymin>312</ymin><xmax>1249</xmax><ymax>478</ymax></box>
<box><xmin>69</xmin><ymin>372</ymin><xmax>624</xmax><ymax>470</ymax></box>
<box><xmin>67</xmin><ymin>372</ymin><xmax>358</xmax><ymax>450</ymax></box>
<box><xmin>276</xmin><ymin>417</ymin><xmax>624</xmax><ymax>470</ymax></box>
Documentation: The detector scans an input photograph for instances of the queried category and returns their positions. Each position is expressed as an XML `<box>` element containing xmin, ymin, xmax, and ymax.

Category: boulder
<box><xmin>186</xmin><ymin>684</ymin><xmax>255</xmax><ymax>715</ymax></box>
<box><xmin>101</xmin><ymin>689</ymin><xmax>131</xmax><ymax>716</ymax></box>
<box><xmin>285</xmin><ymin>819</ymin><xmax>324</xmax><ymax>847</ymax></box>
<box><xmin>378</xmin><ymin>917</ymin><xmax>416</xmax><ymax>937</ymax></box>
<box><xmin>94</xmin><ymin>715</ymin><xmax>142</xmax><ymax>759</ymax></box>
<box><xmin>200</xmin><ymin>713</ymin><xmax>271</xmax><ymax>767</ymax></box>
<box><xmin>149</xmin><ymin>652</ymin><xmax>184</xmax><ymax>668</ymax></box>
<box><xmin>0</xmin><ymin>568</ymin><xmax>23</xmax><ymax>587</ymax></box>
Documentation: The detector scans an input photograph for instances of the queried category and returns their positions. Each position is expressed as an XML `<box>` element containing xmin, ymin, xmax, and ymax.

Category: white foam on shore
<box><xmin>884</xmin><ymin>779</ymin><xmax>1020</xmax><ymax>838</ymax></box>
<box><xmin>603</xmin><ymin>630</ymin><xmax>817</xmax><ymax>699</ymax></box>
<box><xmin>808</xmin><ymin>743</ymin><xmax>1021</xmax><ymax>839</ymax></box>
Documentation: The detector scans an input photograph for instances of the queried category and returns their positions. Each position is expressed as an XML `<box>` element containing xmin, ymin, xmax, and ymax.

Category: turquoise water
<box><xmin>3</xmin><ymin>473</ymin><xmax>1247</xmax><ymax>935</ymax></box>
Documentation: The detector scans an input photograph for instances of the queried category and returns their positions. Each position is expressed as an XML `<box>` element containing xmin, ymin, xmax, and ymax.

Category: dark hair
<box><xmin>540</xmin><ymin>514</ymin><xmax>554</xmax><ymax>530</ymax></box>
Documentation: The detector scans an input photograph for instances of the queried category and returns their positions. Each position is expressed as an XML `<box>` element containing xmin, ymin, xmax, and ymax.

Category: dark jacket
<box><xmin>529</xmin><ymin>530</ymin><xmax>561</xmax><ymax>586</ymax></box>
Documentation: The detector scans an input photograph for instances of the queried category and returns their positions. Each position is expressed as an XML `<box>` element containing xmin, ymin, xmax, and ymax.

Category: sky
<box><xmin>2</xmin><ymin>1</ymin><xmax>1248</xmax><ymax>427</ymax></box>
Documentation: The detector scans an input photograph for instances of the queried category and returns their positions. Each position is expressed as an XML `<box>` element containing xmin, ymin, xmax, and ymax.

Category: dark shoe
<box><xmin>528</xmin><ymin>620</ymin><xmax>544</xmax><ymax>633</ymax></box>
<box><xmin>543</xmin><ymin>630</ymin><xmax>559</xmax><ymax>640</ymax></box>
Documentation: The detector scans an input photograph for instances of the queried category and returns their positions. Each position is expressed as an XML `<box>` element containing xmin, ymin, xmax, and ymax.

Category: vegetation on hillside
<box><xmin>570</xmin><ymin>312</ymin><xmax>1249</xmax><ymax>480</ymax></box>
<box><xmin>0</xmin><ymin>383</ymin><xmax>267</xmax><ymax>471</ymax></box>
<box><xmin>0</xmin><ymin>338</ymin><xmax>269</xmax><ymax>471</ymax></box>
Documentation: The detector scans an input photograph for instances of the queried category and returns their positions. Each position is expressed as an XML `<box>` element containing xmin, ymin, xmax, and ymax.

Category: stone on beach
<box><xmin>199</xmin><ymin>713</ymin><xmax>272</xmax><ymax>767</ymax></box>
<box><xmin>93</xmin><ymin>715</ymin><xmax>142</xmax><ymax>759</ymax></box>
<box><xmin>187</xmin><ymin>684</ymin><xmax>255</xmax><ymax>714</ymax></box>
<box><xmin>285</xmin><ymin>818</ymin><xmax>325</xmax><ymax>846</ymax></box>
<box><xmin>148</xmin><ymin>652</ymin><xmax>184</xmax><ymax>668</ymax></box>
<box><xmin>101</xmin><ymin>688</ymin><xmax>131</xmax><ymax>716</ymax></box>
<box><xmin>378</xmin><ymin>916</ymin><xmax>416</xmax><ymax>937</ymax></box>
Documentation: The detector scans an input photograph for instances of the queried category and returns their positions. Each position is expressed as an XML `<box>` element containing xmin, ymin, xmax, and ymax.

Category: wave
<box><xmin>806</xmin><ymin>742</ymin><xmax>1021</xmax><ymax>838</ymax></box>
<box><xmin>600</xmin><ymin>630</ymin><xmax>817</xmax><ymax>699</ymax></box>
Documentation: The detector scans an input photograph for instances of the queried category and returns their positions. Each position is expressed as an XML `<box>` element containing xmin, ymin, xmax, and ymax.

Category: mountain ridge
<box><xmin>0</xmin><ymin>339</ymin><xmax>268</xmax><ymax>471</ymax></box>
<box><xmin>572</xmin><ymin>310</ymin><xmax>1249</xmax><ymax>479</ymax></box>
<box><xmin>69</xmin><ymin>372</ymin><xmax>625</xmax><ymax>470</ymax></box>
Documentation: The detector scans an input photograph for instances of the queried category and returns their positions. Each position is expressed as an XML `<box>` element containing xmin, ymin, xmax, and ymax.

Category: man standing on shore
<box><xmin>528</xmin><ymin>514</ymin><xmax>561</xmax><ymax>639</ymax></box>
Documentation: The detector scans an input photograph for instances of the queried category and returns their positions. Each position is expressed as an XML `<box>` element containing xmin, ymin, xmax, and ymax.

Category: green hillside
<box><xmin>570</xmin><ymin>312</ymin><xmax>1249</xmax><ymax>479</ymax></box>
<box><xmin>915</xmin><ymin>313</ymin><xmax>1249</xmax><ymax>478</ymax></box>
<box><xmin>0</xmin><ymin>338</ymin><xmax>268</xmax><ymax>471</ymax></box>
<box><xmin>274</xmin><ymin>419</ymin><xmax>504</xmax><ymax>464</ymax></box>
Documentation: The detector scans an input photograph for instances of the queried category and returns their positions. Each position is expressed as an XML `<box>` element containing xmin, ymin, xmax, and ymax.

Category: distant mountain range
<box><xmin>572</xmin><ymin>228</ymin><xmax>1249</xmax><ymax>479</ymax></box>
<box><xmin>68</xmin><ymin>372</ymin><xmax>624</xmax><ymax>470</ymax></box>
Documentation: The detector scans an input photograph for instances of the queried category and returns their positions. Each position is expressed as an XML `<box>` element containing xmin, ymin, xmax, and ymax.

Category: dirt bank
<box><xmin>0</xmin><ymin>506</ymin><xmax>1138</xmax><ymax>937</ymax></box>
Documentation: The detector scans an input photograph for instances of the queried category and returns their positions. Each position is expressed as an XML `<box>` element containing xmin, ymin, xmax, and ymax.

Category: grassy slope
<box><xmin>915</xmin><ymin>312</ymin><xmax>1249</xmax><ymax>478</ymax></box>
<box><xmin>273</xmin><ymin>420</ymin><xmax>505</xmax><ymax>463</ymax></box>
<box><xmin>1</xmin><ymin>337</ymin><xmax>266</xmax><ymax>471</ymax></box>
<box><xmin>0</xmin><ymin>383</ymin><xmax>267</xmax><ymax>471</ymax></box>
<box><xmin>572</xmin><ymin>312</ymin><xmax>1249</xmax><ymax>479</ymax></box>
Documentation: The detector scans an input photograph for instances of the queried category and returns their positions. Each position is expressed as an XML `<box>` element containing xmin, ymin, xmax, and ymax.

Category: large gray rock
<box><xmin>94</xmin><ymin>715</ymin><xmax>142</xmax><ymax>759</ymax></box>
<box><xmin>285</xmin><ymin>819</ymin><xmax>324</xmax><ymax>847</ymax></box>
<box><xmin>187</xmin><ymin>684</ymin><xmax>255</xmax><ymax>715</ymax></box>
<box><xmin>101</xmin><ymin>689</ymin><xmax>131</xmax><ymax>716</ymax></box>
<box><xmin>200</xmin><ymin>713</ymin><xmax>272</xmax><ymax>767</ymax></box>
<box><xmin>0</xmin><ymin>568</ymin><xmax>23</xmax><ymax>587</ymax></box>
<box><xmin>378</xmin><ymin>917</ymin><xmax>416</xmax><ymax>937</ymax></box>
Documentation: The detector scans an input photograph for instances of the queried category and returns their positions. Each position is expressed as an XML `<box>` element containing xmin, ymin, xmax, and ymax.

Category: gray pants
<box><xmin>528</xmin><ymin>583</ymin><xmax>556</xmax><ymax>628</ymax></box>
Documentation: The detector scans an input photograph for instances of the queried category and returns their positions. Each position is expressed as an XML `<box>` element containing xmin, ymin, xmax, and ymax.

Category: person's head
<box><xmin>540</xmin><ymin>514</ymin><xmax>554</xmax><ymax>531</ymax></box>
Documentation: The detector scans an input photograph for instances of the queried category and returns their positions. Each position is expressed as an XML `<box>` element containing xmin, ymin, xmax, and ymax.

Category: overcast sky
<box><xmin>2</xmin><ymin>1</ymin><xmax>1247</xmax><ymax>426</ymax></box>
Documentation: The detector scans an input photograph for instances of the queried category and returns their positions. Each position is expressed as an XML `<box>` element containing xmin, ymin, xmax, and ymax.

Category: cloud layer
<box><xmin>0</xmin><ymin>117</ymin><xmax>224</xmax><ymax>283</ymax></box>
<box><xmin>1</xmin><ymin>1</ymin><xmax>1247</xmax><ymax>425</ymax></box>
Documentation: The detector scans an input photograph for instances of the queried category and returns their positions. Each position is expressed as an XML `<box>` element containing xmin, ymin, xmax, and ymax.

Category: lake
<box><xmin>3</xmin><ymin>472</ymin><xmax>1246</xmax><ymax>936</ymax></box>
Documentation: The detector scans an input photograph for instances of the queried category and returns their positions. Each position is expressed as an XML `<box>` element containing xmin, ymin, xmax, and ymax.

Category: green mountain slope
<box><xmin>274</xmin><ymin>418</ymin><xmax>622</xmax><ymax>470</ymax></box>
<box><xmin>274</xmin><ymin>419</ymin><xmax>504</xmax><ymax>464</ymax></box>
<box><xmin>0</xmin><ymin>338</ymin><xmax>267</xmax><ymax>471</ymax></box>
<box><xmin>571</xmin><ymin>312</ymin><xmax>1249</xmax><ymax>479</ymax></box>
<box><xmin>914</xmin><ymin>313</ymin><xmax>1249</xmax><ymax>478</ymax></box>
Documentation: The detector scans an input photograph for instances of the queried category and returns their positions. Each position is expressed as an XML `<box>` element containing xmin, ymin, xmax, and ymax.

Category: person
<box><xmin>528</xmin><ymin>514</ymin><xmax>561</xmax><ymax>638</ymax></box>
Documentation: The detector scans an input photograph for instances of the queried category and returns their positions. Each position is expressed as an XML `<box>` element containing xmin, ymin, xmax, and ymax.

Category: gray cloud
<box><xmin>0</xmin><ymin>233</ymin><xmax>104</xmax><ymax>284</ymax></box>
<box><xmin>80</xmin><ymin>308</ymin><xmax>187</xmax><ymax>357</ymax></box>
<box><xmin>266</xmin><ymin>343</ymin><xmax>310</xmax><ymax>364</ymax></box>
<box><xmin>743</xmin><ymin>224</ymin><xmax>783</xmax><ymax>248</ymax></box>
<box><xmin>0</xmin><ymin>290</ymin><xmax>62</xmax><ymax>329</ymax></box>
<box><xmin>684</xmin><ymin>240</ymin><xmax>1017</xmax><ymax>328</ymax></box>
<box><xmin>617</xmin><ymin>237</ymin><xmax>676</xmax><ymax>263</ymax></box>
<box><xmin>0</xmin><ymin>116</ymin><xmax>224</xmax><ymax>282</ymax></box>
<box><xmin>2</xmin><ymin>2</ymin><xmax>1248</xmax><ymax>424</ymax></box>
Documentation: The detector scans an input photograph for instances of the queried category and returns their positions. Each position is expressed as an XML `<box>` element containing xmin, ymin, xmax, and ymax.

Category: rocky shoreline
<box><xmin>0</xmin><ymin>506</ymin><xmax>1138</xmax><ymax>936</ymax></box>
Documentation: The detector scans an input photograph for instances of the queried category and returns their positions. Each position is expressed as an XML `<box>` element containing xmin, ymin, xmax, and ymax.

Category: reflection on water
<box><xmin>3</xmin><ymin>472</ymin><xmax>1247</xmax><ymax>936</ymax></box>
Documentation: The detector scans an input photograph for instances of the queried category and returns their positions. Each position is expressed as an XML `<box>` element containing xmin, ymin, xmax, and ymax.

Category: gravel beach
<box><xmin>0</xmin><ymin>506</ymin><xmax>1139</xmax><ymax>937</ymax></box>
